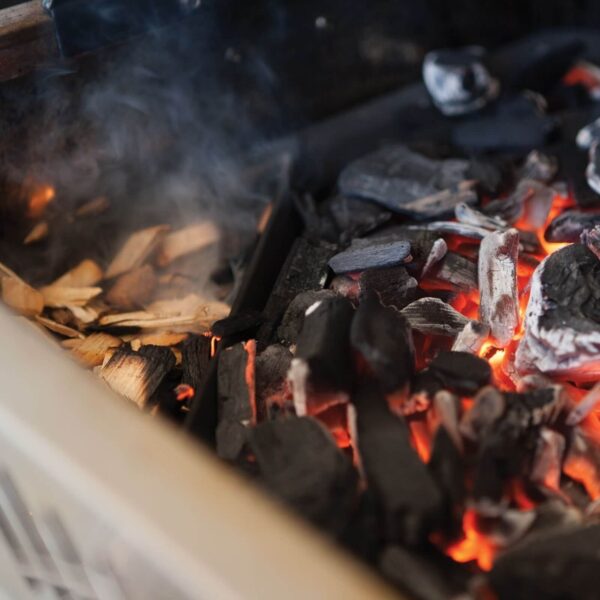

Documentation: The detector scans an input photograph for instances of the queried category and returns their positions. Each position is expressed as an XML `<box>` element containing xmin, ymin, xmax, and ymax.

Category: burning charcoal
<box><xmin>519</xmin><ymin>150</ymin><xmax>558</xmax><ymax>183</ymax></box>
<box><xmin>420</xmin><ymin>238</ymin><xmax>447</xmax><ymax>279</ymax></box>
<box><xmin>338</xmin><ymin>145</ymin><xmax>476</xmax><ymax>219</ymax></box>
<box><xmin>288</xmin><ymin>296</ymin><xmax>354</xmax><ymax>415</ymax></box>
<box><xmin>212</xmin><ymin>309</ymin><xmax>263</xmax><ymax>338</ymax></box>
<box><xmin>581</xmin><ymin>225</ymin><xmax>600</xmax><ymax>261</ymax></box>
<box><xmin>328</xmin><ymin>239</ymin><xmax>411</xmax><ymax>274</ymax></box>
<box><xmin>516</xmin><ymin>244</ymin><xmax>600</xmax><ymax>380</ymax></box>
<box><xmin>545</xmin><ymin>209</ymin><xmax>600</xmax><ymax>242</ymax></box>
<box><xmin>216</xmin><ymin>342</ymin><xmax>256</xmax><ymax>461</ymax></box>
<box><xmin>566</xmin><ymin>381</ymin><xmax>600</xmax><ymax>426</ymax></box>
<box><xmin>248</xmin><ymin>416</ymin><xmax>357</xmax><ymax>531</ymax></box>
<box><xmin>478</xmin><ymin>228</ymin><xmax>519</xmax><ymax>347</ymax></box>
<box><xmin>350</xmin><ymin>293</ymin><xmax>414</xmax><ymax>394</ymax></box>
<box><xmin>410</xmin><ymin>370</ymin><xmax>443</xmax><ymax>412</ymax></box>
<box><xmin>422</xmin><ymin>46</ymin><xmax>498</xmax><ymax>116</ymax></box>
<box><xmin>460</xmin><ymin>386</ymin><xmax>505</xmax><ymax>443</ymax></box>
<box><xmin>405</xmin><ymin>221</ymin><xmax>490</xmax><ymax>241</ymax></box>
<box><xmin>257</xmin><ymin>236</ymin><xmax>337</xmax><ymax>348</ymax></box>
<box><xmin>100</xmin><ymin>345</ymin><xmax>176</xmax><ymax>409</ymax></box>
<box><xmin>428</xmin><ymin>426</ymin><xmax>465</xmax><ymax>534</ymax></box>
<box><xmin>379</xmin><ymin>545</ymin><xmax>464</xmax><ymax>600</ymax></box>
<box><xmin>329</xmin><ymin>275</ymin><xmax>359</xmax><ymax>302</ymax></box>
<box><xmin>531</xmin><ymin>428</ymin><xmax>565</xmax><ymax>493</ymax></box>
<box><xmin>181</xmin><ymin>334</ymin><xmax>211</xmax><ymax>407</ymax></box>
<box><xmin>255</xmin><ymin>344</ymin><xmax>293</xmax><ymax>419</ymax></box>
<box><xmin>452</xmin><ymin>113</ymin><xmax>557</xmax><ymax>153</ymax></box>
<box><xmin>400</xmin><ymin>298</ymin><xmax>469</xmax><ymax>337</ymax></box>
<box><xmin>277</xmin><ymin>290</ymin><xmax>338</xmax><ymax>345</ymax></box>
<box><xmin>564</xmin><ymin>427</ymin><xmax>600</xmax><ymax>499</ymax></box>
<box><xmin>352</xmin><ymin>381</ymin><xmax>442</xmax><ymax>544</ymax></box>
<box><xmin>455</xmin><ymin>202</ymin><xmax>507</xmax><ymax>230</ymax></box>
<box><xmin>587</xmin><ymin>142</ymin><xmax>600</xmax><ymax>196</ymax></box>
<box><xmin>489</xmin><ymin>524</ymin><xmax>600</xmax><ymax>600</ymax></box>
<box><xmin>429</xmin><ymin>351</ymin><xmax>491</xmax><ymax>396</ymax></box>
<box><xmin>358</xmin><ymin>266</ymin><xmax>418</xmax><ymax>310</ymax></box>
<box><xmin>433</xmin><ymin>391</ymin><xmax>463</xmax><ymax>452</ymax></box>
<box><xmin>426</xmin><ymin>252</ymin><xmax>477</xmax><ymax>292</ymax></box>
<box><xmin>451</xmin><ymin>320</ymin><xmax>490</xmax><ymax>354</ymax></box>
<box><xmin>516</xmin><ymin>180</ymin><xmax>554</xmax><ymax>231</ymax></box>
<box><xmin>577</xmin><ymin>116</ymin><xmax>600</xmax><ymax>149</ymax></box>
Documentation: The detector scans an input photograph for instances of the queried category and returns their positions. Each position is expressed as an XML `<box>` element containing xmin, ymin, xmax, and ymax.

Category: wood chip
<box><xmin>105</xmin><ymin>225</ymin><xmax>170</xmax><ymax>279</ymax></box>
<box><xmin>35</xmin><ymin>316</ymin><xmax>84</xmax><ymax>339</ymax></box>
<box><xmin>74</xmin><ymin>196</ymin><xmax>110</xmax><ymax>218</ymax></box>
<box><xmin>156</xmin><ymin>222</ymin><xmax>220</xmax><ymax>267</ymax></box>
<box><xmin>23</xmin><ymin>221</ymin><xmax>49</xmax><ymax>244</ymax></box>
<box><xmin>1</xmin><ymin>277</ymin><xmax>44</xmax><ymax>317</ymax></box>
<box><xmin>52</xmin><ymin>259</ymin><xmax>103</xmax><ymax>287</ymax></box>
<box><xmin>40</xmin><ymin>286</ymin><xmax>103</xmax><ymax>308</ymax></box>
<box><xmin>71</xmin><ymin>333</ymin><xmax>123</xmax><ymax>367</ymax></box>
<box><xmin>105</xmin><ymin>264</ymin><xmax>157</xmax><ymax>310</ymax></box>
<box><xmin>136</xmin><ymin>331</ymin><xmax>189</xmax><ymax>346</ymax></box>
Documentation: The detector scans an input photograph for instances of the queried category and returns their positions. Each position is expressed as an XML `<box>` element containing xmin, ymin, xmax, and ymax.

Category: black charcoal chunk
<box><xmin>212</xmin><ymin>309</ymin><xmax>262</xmax><ymax>338</ymax></box>
<box><xmin>255</xmin><ymin>344</ymin><xmax>293</xmax><ymax>419</ymax></box>
<box><xmin>426</xmin><ymin>251</ymin><xmax>477</xmax><ymax>292</ymax></box>
<box><xmin>358</xmin><ymin>266</ymin><xmax>418</xmax><ymax>310</ymax></box>
<box><xmin>519</xmin><ymin>150</ymin><xmax>558</xmax><ymax>183</ymax></box>
<box><xmin>352</xmin><ymin>382</ymin><xmax>442</xmax><ymax>545</ymax></box>
<box><xmin>489</xmin><ymin>525</ymin><xmax>600</xmax><ymax>600</ymax></box>
<box><xmin>277</xmin><ymin>289</ymin><xmax>338</xmax><ymax>345</ymax></box>
<box><xmin>216</xmin><ymin>343</ymin><xmax>255</xmax><ymax>461</ymax></box>
<box><xmin>544</xmin><ymin>209</ymin><xmax>600</xmax><ymax>242</ymax></box>
<box><xmin>351</xmin><ymin>293</ymin><xmax>414</xmax><ymax>393</ymax></box>
<box><xmin>587</xmin><ymin>142</ymin><xmax>600</xmax><ymax>196</ymax></box>
<box><xmin>422</xmin><ymin>46</ymin><xmax>498</xmax><ymax>116</ymax></box>
<box><xmin>429</xmin><ymin>351</ymin><xmax>491</xmax><ymax>395</ymax></box>
<box><xmin>249</xmin><ymin>416</ymin><xmax>357</xmax><ymax>531</ymax></box>
<box><xmin>401</xmin><ymin>298</ymin><xmax>469</xmax><ymax>337</ymax></box>
<box><xmin>329</xmin><ymin>239</ymin><xmax>411</xmax><ymax>274</ymax></box>
<box><xmin>294</xmin><ymin>295</ymin><xmax>355</xmax><ymax>393</ymax></box>
<box><xmin>581</xmin><ymin>225</ymin><xmax>600</xmax><ymax>260</ymax></box>
<box><xmin>338</xmin><ymin>145</ymin><xmax>475</xmax><ymax>219</ymax></box>
<box><xmin>181</xmin><ymin>334</ymin><xmax>211</xmax><ymax>406</ymax></box>
<box><xmin>452</xmin><ymin>113</ymin><xmax>557</xmax><ymax>153</ymax></box>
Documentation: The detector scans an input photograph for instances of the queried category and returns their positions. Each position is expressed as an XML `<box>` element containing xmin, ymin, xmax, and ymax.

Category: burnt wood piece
<box><xmin>277</xmin><ymin>289</ymin><xmax>338</xmax><ymax>346</ymax></box>
<box><xmin>426</xmin><ymin>251</ymin><xmax>477</xmax><ymax>292</ymax></box>
<box><xmin>519</xmin><ymin>150</ymin><xmax>558</xmax><ymax>183</ymax></box>
<box><xmin>181</xmin><ymin>334</ymin><xmax>212</xmax><ymax>408</ymax></box>
<box><xmin>350</xmin><ymin>293</ymin><xmax>414</xmax><ymax>394</ymax></box>
<box><xmin>428</xmin><ymin>351</ymin><xmax>491</xmax><ymax>396</ymax></box>
<box><xmin>211</xmin><ymin>309</ymin><xmax>262</xmax><ymax>339</ymax></box>
<box><xmin>400</xmin><ymin>298</ymin><xmax>469</xmax><ymax>337</ymax></box>
<box><xmin>455</xmin><ymin>202</ymin><xmax>506</xmax><ymax>230</ymax></box>
<box><xmin>338</xmin><ymin>145</ymin><xmax>476</xmax><ymax>219</ymax></box>
<box><xmin>100</xmin><ymin>344</ymin><xmax>176</xmax><ymax>409</ymax></box>
<box><xmin>544</xmin><ymin>209</ymin><xmax>600</xmax><ymax>242</ymax></box>
<box><xmin>352</xmin><ymin>381</ymin><xmax>442</xmax><ymax>545</ymax></box>
<box><xmin>289</xmin><ymin>296</ymin><xmax>355</xmax><ymax>414</ymax></box>
<box><xmin>451</xmin><ymin>320</ymin><xmax>490</xmax><ymax>354</ymax></box>
<box><xmin>516</xmin><ymin>244</ymin><xmax>600</xmax><ymax>380</ymax></box>
<box><xmin>255</xmin><ymin>344</ymin><xmax>293</xmax><ymax>420</ymax></box>
<box><xmin>581</xmin><ymin>225</ymin><xmax>600</xmax><ymax>261</ymax></box>
<box><xmin>216</xmin><ymin>342</ymin><xmax>256</xmax><ymax>461</ymax></box>
<box><xmin>256</xmin><ymin>235</ymin><xmax>337</xmax><ymax>349</ymax></box>
<box><xmin>328</xmin><ymin>239</ymin><xmax>411</xmax><ymax>275</ymax></box>
<box><xmin>489</xmin><ymin>525</ymin><xmax>600</xmax><ymax>600</ymax></box>
<box><xmin>358</xmin><ymin>266</ymin><xmax>418</xmax><ymax>310</ymax></box>
<box><xmin>473</xmin><ymin>388</ymin><xmax>562</xmax><ymax>507</ymax></box>
<box><xmin>403</xmin><ymin>221</ymin><xmax>490</xmax><ymax>241</ymax></box>
<box><xmin>420</xmin><ymin>238</ymin><xmax>448</xmax><ymax>279</ymax></box>
<box><xmin>478</xmin><ymin>228</ymin><xmax>519</xmax><ymax>347</ymax></box>
<box><xmin>248</xmin><ymin>416</ymin><xmax>357</xmax><ymax>532</ymax></box>
<box><xmin>428</xmin><ymin>426</ymin><xmax>465</xmax><ymax>536</ymax></box>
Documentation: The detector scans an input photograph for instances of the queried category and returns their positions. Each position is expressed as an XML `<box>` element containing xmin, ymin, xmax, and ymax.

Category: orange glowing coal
<box><xmin>409</xmin><ymin>419</ymin><xmax>432</xmax><ymax>463</ymax></box>
<box><xmin>444</xmin><ymin>510</ymin><xmax>496</xmax><ymax>571</ymax></box>
<box><xmin>27</xmin><ymin>184</ymin><xmax>55</xmax><ymax>219</ymax></box>
<box><xmin>174</xmin><ymin>383</ymin><xmax>195</xmax><ymax>401</ymax></box>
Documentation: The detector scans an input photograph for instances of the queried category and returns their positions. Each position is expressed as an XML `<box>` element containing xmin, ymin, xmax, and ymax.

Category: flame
<box><xmin>174</xmin><ymin>383</ymin><xmax>194</xmax><ymax>401</ymax></box>
<box><xmin>210</xmin><ymin>335</ymin><xmax>221</xmax><ymax>358</ymax></box>
<box><xmin>444</xmin><ymin>510</ymin><xmax>496</xmax><ymax>571</ymax></box>
<box><xmin>27</xmin><ymin>185</ymin><xmax>55</xmax><ymax>219</ymax></box>
<box><xmin>408</xmin><ymin>419</ymin><xmax>432</xmax><ymax>463</ymax></box>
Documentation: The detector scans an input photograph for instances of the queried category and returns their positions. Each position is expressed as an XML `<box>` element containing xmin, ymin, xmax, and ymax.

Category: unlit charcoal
<box><xmin>322</xmin><ymin>195</ymin><xmax>391</xmax><ymax>243</ymax></box>
<box><xmin>358</xmin><ymin>266</ymin><xmax>418</xmax><ymax>310</ymax></box>
<box><xmin>577</xmin><ymin>116</ymin><xmax>600</xmax><ymax>149</ymax></box>
<box><xmin>489</xmin><ymin>525</ymin><xmax>600</xmax><ymax>600</ymax></box>
<box><xmin>451</xmin><ymin>320</ymin><xmax>490</xmax><ymax>354</ymax></box>
<box><xmin>478</xmin><ymin>228</ymin><xmax>519</xmax><ymax>347</ymax></box>
<box><xmin>587</xmin><ymin>142</ymin><xmax>600</xmax><ymax>195</ymax></box>
<box><xmin>581</xmin><ymin>225</ymin><xmax>600</xmax><ymax>260</ymax></box>
<box><xmin>422</xmin><ymin>47</ymin><xmax>498</xmax><ymax>116</ymax></box>
<box><xmin>338</xmin><ymin>145</ymin><xmax>476</xmax><ymax>219</ymax></box>
<box><xmin>455</xmin><ymin>202</ymin><xmax>506</xmax><ymax>231</ymax></box>
<box><xmin>328</xmin><ymin>239</ymin><xmax>411</xmax><ymax>274</ymax></box>
<box><xmin>288</xmin><ymin>296</ymin><xmax>354</xmax><ymax>415</ymax></box>
<box><xmin>400</xmin><ymin>298</ymin><xmax>469</xmax><ymax>337</ymax></box>
<box><xmin>519</xmin><ymin>150</ymin><xmax>558</xmax><ymax>183</ymax></box>
<box><xmin>350</xmin><ymin>293</ymin><xmax>414</xmax><ymax>394</ymax></box>
<box><xmin>545</xmin><ymin>209</ymin><xmax>600</xmax><ymax>242</ymax></box>
<box><xmin>216</xmin><ymin>342</ymin><xmax>256</xmax><ymax>461</ymax></box>
<box><xmin>352</xmin><ymin>382</ymin><xmax>442</xmax><ymax>544</ymax></box>
<box><xmin>426</xmin><ymin>252</ymin><xmax>477</xmax><ymax>292</ymax></box>
<box><xmin>428</xmin><ymin>351</ymin><xmax>491</xmax><ymax>396</ymax></box>
<box><xmin>248</xmin><ymin>416</ymin><xmax>357</xmax><ymax>531</ymax></box>
<box><xmin>566</xmin><ymin>381</ymin><xmax>600</xmax><ymax>426</ymax></box>
<box><xmin>516</xmin><ymin>244</ymin><xmax>600</xmax><ymax>380</ymax></box>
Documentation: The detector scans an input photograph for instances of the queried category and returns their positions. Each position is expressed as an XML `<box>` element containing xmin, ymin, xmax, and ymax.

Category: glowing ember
<box><xmin>174</xmin><ymin>383</ymin><xmax>194</xmax><ymax>401</ymax></box>
<box><xmin>27</xmin><ymin>184</ymin><xmax>55</xmax><ymax>219</ymax></box>
<box><xmin>409</xmin><ymin>419</ymin><xmax>432</xmax><ymax>462</ymax></box>
<box><xmin>444</xmin><ymin>510</ymin><xmax>496</xmax><ymax>571</ymax></box>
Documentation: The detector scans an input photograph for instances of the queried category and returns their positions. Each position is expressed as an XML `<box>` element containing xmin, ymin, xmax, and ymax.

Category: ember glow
<box><xmin>27</xmin><ymin>184</ymin><xmax>55</xmax><ymax>219</ymax></box>
<box><xmin>444</xmin><ymin>511</ymin><xmax>496</xmax><ymax>571</ymax></box>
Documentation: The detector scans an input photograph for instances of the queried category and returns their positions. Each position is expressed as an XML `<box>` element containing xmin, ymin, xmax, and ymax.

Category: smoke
<box><xmin>0</xmin><ymin>9</ymin><xmax>293</xmax><ymax>284</ymax></box>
